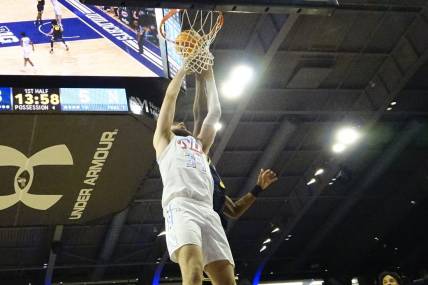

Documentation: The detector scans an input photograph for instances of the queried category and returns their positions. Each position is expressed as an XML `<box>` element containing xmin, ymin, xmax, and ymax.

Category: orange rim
<box><xmin>159</xmin><ymin>9</ymin><xmax>224</xmax><ymax>43</ymax></box>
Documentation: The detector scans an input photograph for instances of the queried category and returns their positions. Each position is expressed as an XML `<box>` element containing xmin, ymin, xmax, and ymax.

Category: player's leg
<box><xmin>36</xmin><ymin>5</ymin><xmax>43</xmax><ymax>25</ymax></box>
<box><xmin>176</xmin><ymin>245</ymin><xmax>204</xmax><ymax>285</ymax></box>
<box><xmin>61</xmin><ymin>38</ymin><xmax>69</xmax><ymax>51</ymax></box>
<box><xmin>51</xmin><ymin>0</ymin><xmax>63</xmax><ymax>26</ymax></box>
<box><xmin>202</xmin><ymin>210</ymin><xmax>236</xmax><ymax>285</ymax></box>
<box><xmin>27</xmin><ymin>58</ymin><xmax>34</xmax><ymax>67</ymax></box>
<box><xmin>164</xmin><ymin>200</ymin><xmax>204</xmax><ymax>285</ymax></box>
<box><xmin>50</xmin><ymin>38</ymin><xmax>54</xmax><ymax>53</ymax></box>
<box><xmin>205</xmin><ymin>260</ymin><xmax>236</xmax><ymax>285</ymax></box>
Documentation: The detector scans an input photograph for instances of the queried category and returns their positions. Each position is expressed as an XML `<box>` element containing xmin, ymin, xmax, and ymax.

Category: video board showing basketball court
<box><xmin>0</xmin><ymin>0</ymin><xmax>181</xmax><ymax>78</ymax></box>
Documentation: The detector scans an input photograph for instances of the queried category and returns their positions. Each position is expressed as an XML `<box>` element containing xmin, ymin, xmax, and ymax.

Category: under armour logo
<box><xmin>0</xmin><ymin>145</ymin><xmax>73</xmax><ymax>210</ymax></box>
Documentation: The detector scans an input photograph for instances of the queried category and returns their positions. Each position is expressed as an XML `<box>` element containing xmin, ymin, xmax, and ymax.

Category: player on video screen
<box><xmin>20</xmin><ymin>32</ymin><xmax>35</xmax><ymax>71</ymax></box>
<box><xmin>50</xmin><ymin>0</ymin><xmax>62</xmax><ymax>27</ymax></box>
<box><xmin>48</xmin><ymin>20</ymin><xmax>69</xmax><ymax>53</ymax></box>
<box><xmin>36</xmin><ymin>0</ymin><xmax>45</xmax><ymax>26</ymax></box>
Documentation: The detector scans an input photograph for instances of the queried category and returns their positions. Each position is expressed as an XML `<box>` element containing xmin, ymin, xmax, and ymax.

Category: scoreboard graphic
<box><xmin>0</xmin><ymin>87</ymin><xmax>129</xmax><ymax>113</ymax></box>
<box><xmin>0</xmin><ymin>87</ymin><xmax>12</xmax><ymax>111</ymax></box>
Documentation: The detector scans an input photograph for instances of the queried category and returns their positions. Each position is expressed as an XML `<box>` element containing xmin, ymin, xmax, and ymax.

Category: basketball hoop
<box><xmin>159</xmin><ymin>9</ymin><xmax>224</xmax><ymax>74</ymax></box>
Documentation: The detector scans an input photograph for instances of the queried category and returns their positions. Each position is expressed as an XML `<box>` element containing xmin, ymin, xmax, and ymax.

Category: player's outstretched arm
<box><xmin>193</xmin><ymin>73</ymin><xmax>208</xmax><ymax>137</ymax></box>
<box><xmin>223</xmin><ymin>169</ymin><xmax>278</xmax><ymax>219</ymax></box>
<box><xmin>197</xmin><ymin>67</ymin><xmax>221</xmax><ymax>154</ymax></box>
<box><xmin>153</xmin><ymin>68</ymin><xmax>186</xmax><ymax>157</ymax></box>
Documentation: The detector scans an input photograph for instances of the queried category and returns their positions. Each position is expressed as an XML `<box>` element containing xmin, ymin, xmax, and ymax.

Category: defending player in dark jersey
<box><xmin>48</xmin><ymin>20</ymin><xmax>69</xmax><ymax>53</ymax></box>
<box><xmin>36</xmin><ymin>0</ymin><xmax>45</xmax><ymax>26</ymax></box>
<box><xmin>193</xmin><ymin>74</ymin><xmax>278</xmax><ymax>229</ymax></box>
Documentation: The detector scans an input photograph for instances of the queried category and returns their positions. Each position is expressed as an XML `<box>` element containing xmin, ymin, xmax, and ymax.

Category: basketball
<box><xmin>175</xmin><ymin>30</ymin><xmax>201</xmax><ymax>57</ymax></box>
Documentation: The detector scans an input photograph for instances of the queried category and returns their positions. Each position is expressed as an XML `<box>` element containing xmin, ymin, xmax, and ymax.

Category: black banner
<box><xmin>0</xmin><ymin>114</ymin><xmax>156</xmax><ymax>225</ymax></box>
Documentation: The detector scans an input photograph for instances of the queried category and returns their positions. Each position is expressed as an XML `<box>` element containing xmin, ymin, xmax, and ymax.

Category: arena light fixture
<box><xmin>157</xmin><ymin>230</ymin><xmax>166</xmax><ymax>237</ymax></box>
<box><xmin>336</xmin><ymin>127</ymin><xmax>360</xmax><ymax>145</ymax></box>
<box><xmin>391</xmin><ymin>101</ymin><xmax>397</xmax><ymax>106</ymax></box>
<box><xmin>260</xmin><ymin>245</ymin><xmax>267</xmax><ymax>252</ymax></box>
<box><xmin>129</xmin><ymin>97</ymin><xmax>143</xmax><ymax>115</ymax></box>
<box><xmin>221</xmin><ymin>80</ymin><xmax>245</xmax><ymax>99</ymax></box>
<box><xmin>230</xmin><ymin>65</ymin><xmax>254</xmax><ymax>84</ymax></box>
<box><xmin>387</xmin><ymin>107</ymin><xmax>392</xmax><ymax>111</ymax></box>
<box><xmin>306</xmin><ymin>178</ymin><xmax>316</xmax><ymax>186</ymax></box>
<box><xmin>315</xmin><ymin>168</ymin><xmax>324</xmax><ymax>176</ymax></box>
<box><xmin>221</xmin><ymin>64</ymin><xmax>254</xmax><ymax>99</ymax></box>
<box><xmin>263</xmin><ymin>238</ymin><xmax>271</xmax><ymax>244</ymax></box>
<box><xmin>332</xmin><ymin>143</ymin><xmax>346</xmax><ymax>153</ymax></box>
<box><xmin>271</xmin><ymin>227</ymin><xmax>280</xmax><ymax>233</ymax></box>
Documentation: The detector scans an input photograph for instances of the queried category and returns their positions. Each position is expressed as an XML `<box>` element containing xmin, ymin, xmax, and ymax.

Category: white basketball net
<box><xmin>161</xmin><ymin>10</ymin><xmax>224</xmax><ymax>74</ymax></box>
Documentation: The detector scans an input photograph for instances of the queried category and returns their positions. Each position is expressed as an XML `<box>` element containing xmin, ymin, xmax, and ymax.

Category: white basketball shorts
<box><xmin>22</xmin><ymin>48</ymin><xmax>32</xmax><ymax>58</ymax></box>
<box><xmin>163</xmin><ymin>197</ymin><xmax>234</xmax><ymax>267</ymax></box>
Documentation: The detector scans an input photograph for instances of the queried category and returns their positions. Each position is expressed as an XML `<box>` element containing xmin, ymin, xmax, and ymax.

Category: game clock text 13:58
<box><xmin>12</xmin><ymin>88</ymin><xmax>60</xmax><ymax>111</ymax></box>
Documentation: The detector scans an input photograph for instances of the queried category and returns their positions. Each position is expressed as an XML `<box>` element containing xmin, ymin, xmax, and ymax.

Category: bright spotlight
<box><xmin>214</xmin><ymin>122</ymin><xmax>223</xmax><ymax>131</ymax></box>
<box><xmin>336</xmin><ymin>127</ymin><xmax>360</xmax><ymax>145</ymax></box>
<box><xmin>332</xmin><ymin>143</ymin><xmax>346</xmax><ymax>153</ymax></box>
<box><xmin>263</xmin><ymin>238</ymin><xmax>271</xmax><ymax>244</ymax></box>
<box><xmin>260</xmin><ymin>245</ymin><xmax>267</xmax><ymax>252</ymax></box>
<box><xmin>271</xmin><ymin>227</ymin><xmax>280</xmax><ymax>233</ymax></box>
<box><xmin>314</xmin><ymin>168</ymin><xmax>324</xmax><ymax>176</ymax></box>
<box><xmin>129</xmin><ymin>97</ymin><xmax>143</xmax><ymax>115</ymax></box>
<box><xmin>306</xmin><ymin>178</ymin><xmax>316</xmax><ymax>186</ymax></box>
<box><xmin>221</xmin><ymin>80</ymin><xmax>245</xmax><ymax>99</ymax></box>
<box><xmin>230</xmin><ymin>65</ymin><xmax>254</xmax><ymax>84</ymax></box>
<box><xmin>222</xmin><ymin>65</ymin><xmax>254</xmax><ymax>99</ymax></box>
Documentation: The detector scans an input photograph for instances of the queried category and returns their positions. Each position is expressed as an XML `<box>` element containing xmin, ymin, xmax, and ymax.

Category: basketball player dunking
<box><xmin>154</xmin><ymin>67</ymin><xmax>236</xmax><ymax>285</ymax></box>
<box><xmin>20</xmin><ymin>32</ymin><xmax>35</xmax><ymax>71</ymax></box>
<box><xmin>48</xmin><ymin>20</ymin><xmax>69</xmax><ymax>53</ymax></box>
<box><xmin>36</xmin><ymin>0</ymin><xmax>45</xmax><ymax>26</ymax></box>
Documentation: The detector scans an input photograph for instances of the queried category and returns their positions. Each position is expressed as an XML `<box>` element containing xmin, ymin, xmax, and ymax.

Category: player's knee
<box><xmin>188</xmin><ymin>271</ymin><xmax>203</xmax><ymax>285</ymax></box>
<box><xmin>183</xmin><ymin>266</ymin><xmax>203</xmax><ymax>285</ymax></box>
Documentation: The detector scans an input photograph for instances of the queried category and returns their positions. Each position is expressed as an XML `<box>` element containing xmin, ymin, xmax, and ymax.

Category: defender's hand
<box><xmin>257</xmin><ymin>169</ymin><xmax>278</xmax><ymax>190</ymax></box>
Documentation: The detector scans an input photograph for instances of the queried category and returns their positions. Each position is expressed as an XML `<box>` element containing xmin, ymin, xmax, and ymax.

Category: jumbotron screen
<box><xmin>0</xmin><ymin>0</ymin><xmax>181</xmax><ymax>78</ymax></box>
<box><xmin>0</xmin><ymin>87</ymin><xmax>128</xmax><ymax>112</ymax></box>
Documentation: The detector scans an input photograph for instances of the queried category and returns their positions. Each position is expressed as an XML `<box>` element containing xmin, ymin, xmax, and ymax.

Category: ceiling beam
<box><xmin>212</xmin><ymin>14</ymin><xmax>300</xmax><ymax>164</ymax></box>
<box><xmin>90</xmin><ymin>208</ymin><xmax>129</xmax><ymax>281</ymax></box>
<box><xmin>214</xmin><ymin>49</ymin><xmax>389</xmax><ymax>58</ymax></box>
<box><xmin>44</xmin><ymin>225</ymin><xmax>63</xmax><ymax>285</ymax></box>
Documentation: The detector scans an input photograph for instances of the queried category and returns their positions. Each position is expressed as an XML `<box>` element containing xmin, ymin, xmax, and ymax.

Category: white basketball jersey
<box><xmin>157</xmin><ymin>135</ymin><xmax>214</xmax><ymax>208</ymax></box>
<box><xmin>22</xmin><ymin>37</ymin><xmax>31</xmax><ymax>49</ymax></box>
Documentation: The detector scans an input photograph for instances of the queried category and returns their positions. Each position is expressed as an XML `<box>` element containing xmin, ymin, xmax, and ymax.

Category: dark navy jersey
<box><xmin>209</xmin><ymin>160</ymin><xmax>228</xmax><ymax>230</ymax></box>
<box><xmin>52</xmin><ymin>25</ymin><xmax>62</xmax><ymax>38</ymax></box>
